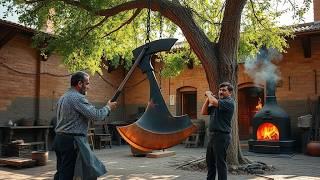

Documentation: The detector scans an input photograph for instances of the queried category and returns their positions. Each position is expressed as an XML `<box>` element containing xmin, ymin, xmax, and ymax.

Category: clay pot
<box><xmin>306</xmin><ymin>141</ymin><xmax>320</xmax><ymax>157</ymax></box>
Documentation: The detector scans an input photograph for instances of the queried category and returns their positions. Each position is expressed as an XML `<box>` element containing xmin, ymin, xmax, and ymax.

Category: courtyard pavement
<box><xmin>0</xmin><ymin>144</ymin><xmax>319</xmax><ymax>180</ymax></box>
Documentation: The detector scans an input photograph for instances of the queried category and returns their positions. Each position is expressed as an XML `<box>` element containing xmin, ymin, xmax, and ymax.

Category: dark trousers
<box><xmin>206</xmin><ymin>133</ymin><xmax>231</xmax><ymax>180</ymax></box>
<box><xmin>53</xmin><ymin>134</ymin><xmax>78</xmax><ymax>180</ymax></box>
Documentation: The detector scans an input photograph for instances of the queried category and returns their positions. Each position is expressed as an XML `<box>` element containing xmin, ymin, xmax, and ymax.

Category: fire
<box><xmin>257</xmin><ymin>123</ymin><xmax>279</xmax><ymax>141</ymax></box>
<box><xmin>255</xmin><ymin>98</ymin><xmax>263</xmax><ymax>111</ymax></box>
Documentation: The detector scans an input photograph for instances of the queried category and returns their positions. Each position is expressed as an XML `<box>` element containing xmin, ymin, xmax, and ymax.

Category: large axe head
<box><xmin>132</xmin><ymin>38</ymin><xmax>177</xmax><ymax>59</ymax></box>
<box><xmin>133</xmin><ymin>38</ymin><xmax>177</xmax><ymax>73</ymax></box>
<box><xmin>116</xmin><ymin>38</ymin><xmax>197</xmax><ymax>152</ymax></box>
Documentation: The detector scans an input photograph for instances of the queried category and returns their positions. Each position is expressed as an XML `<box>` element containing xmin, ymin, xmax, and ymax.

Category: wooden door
<box><xmin>182</xmin><ymin>91</ymin><xmax>197</xmax><ymax>119</ymax></box>
<box><xmin>238</xmin><ymin>87</ymin><xmax>264</xmax><ymax>140</ymax></box>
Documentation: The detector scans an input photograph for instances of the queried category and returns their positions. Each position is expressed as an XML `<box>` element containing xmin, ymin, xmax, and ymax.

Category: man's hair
<box><xmin>71</xmin><ymin>71</ymin><xmax>89</xmax><ymax>87</ymax></box>
<box><xmin>219</xmin><ymin>82</ymin><xmax>234</xmax><ymax>92</ymax></box>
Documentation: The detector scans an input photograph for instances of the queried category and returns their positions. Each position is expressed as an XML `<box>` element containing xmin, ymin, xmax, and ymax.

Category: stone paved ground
<box><xmin>0</xmin><ymin>145</ymin><xmax>319</xmax><ymax>180</ymax></box>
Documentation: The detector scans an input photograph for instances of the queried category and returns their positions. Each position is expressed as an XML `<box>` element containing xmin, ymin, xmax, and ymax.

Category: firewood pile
<box><xmin>5</xmin><ymin>140</ymin><xmax>32</xmax><ymax>158</ymax></box>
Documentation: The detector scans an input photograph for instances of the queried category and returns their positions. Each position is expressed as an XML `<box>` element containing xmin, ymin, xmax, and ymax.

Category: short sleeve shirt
<box><xmin>208</xmin><ymin>96</ymin><xmax>235</xmax><ymax>133</ymax></box>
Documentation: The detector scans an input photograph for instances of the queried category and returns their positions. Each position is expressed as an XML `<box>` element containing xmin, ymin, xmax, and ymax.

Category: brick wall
<box><xmin>239</xmin><ymin>36</ymin><xmax>320</xmax><ymax>101</ymax></box>
<box><xmin>0</xmin><ymin>32</ymin><xmax>124</xmax><ymax>126</ymax></box>
<box><xmin>276</xmin><ymin>37</ymin><xmax>320</xmax><ymax>100</ymax></box>
<box><xmin>0</xmin><ymin>34</ymin><xmax>38</xmax><ymax>125</ymax></box>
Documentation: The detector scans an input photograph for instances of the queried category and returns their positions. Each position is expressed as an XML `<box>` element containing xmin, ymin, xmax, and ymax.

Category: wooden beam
<box><xmin>301</xmin><ymin>36</ymin><xmax>311</xmax><ymax>58</ymax></box>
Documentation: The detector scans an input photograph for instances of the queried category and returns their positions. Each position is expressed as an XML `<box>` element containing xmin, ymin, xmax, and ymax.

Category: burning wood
<box><xmin>255</xmin><ymin>98</ymin><xmax>263</xmax><ymax>111</ymax></box>
<box><xmin>257</xmin><ymin>123</ymin><xmax>279</xmax><ymax>141</ymax></box>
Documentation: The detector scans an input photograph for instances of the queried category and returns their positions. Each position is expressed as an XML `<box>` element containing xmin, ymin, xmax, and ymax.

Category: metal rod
<box><xmin>111</xmin><ymin>46</ymin><xmax>148</xmax><ymax>102</ymax></box>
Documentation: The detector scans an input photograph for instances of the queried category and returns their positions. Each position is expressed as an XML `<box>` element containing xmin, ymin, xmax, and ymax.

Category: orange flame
<box><xmin>257</xmin><ymin>123</ymin><xmax>279</xmax><ymax>141</ymax></box>
<box><xmin>255</xmin><ymin>98</ymin><xmax>263</xmax><ymax>111</ymax></box>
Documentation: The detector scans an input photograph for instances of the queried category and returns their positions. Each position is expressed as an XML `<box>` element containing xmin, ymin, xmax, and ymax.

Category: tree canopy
<box><xmin>0</xmin><ymin>0</ymin><xmax>311</xmax><ymax>76</ymax></box>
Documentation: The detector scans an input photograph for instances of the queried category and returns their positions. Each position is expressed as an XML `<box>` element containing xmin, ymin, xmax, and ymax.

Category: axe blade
<box><xmin>132</xmin><ymin>38</ymin><xmax>178</xmax><ymax>58</ymax></box>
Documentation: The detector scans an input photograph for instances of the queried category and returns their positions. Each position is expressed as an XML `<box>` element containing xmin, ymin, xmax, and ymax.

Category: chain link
<box><xmin>158</xmin><ymin>11</ymin><xmax>164</xmax><ymax>90</ymax></box>
<box><xmin>145</xmin><ymin>0</ymin><xmax>151</xmax><ymax>45</ymax></box>
<box><xmin>159</xmin><ymin>13</ymin><xmax>163</xmax><ymax>39</ymax></box>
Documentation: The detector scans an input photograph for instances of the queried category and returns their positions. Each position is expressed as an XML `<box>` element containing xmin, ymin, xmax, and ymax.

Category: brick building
<box><xmin>0</xmin><ymin>20</ymin><xmax>125</xmax><ymax>127</ymax></box>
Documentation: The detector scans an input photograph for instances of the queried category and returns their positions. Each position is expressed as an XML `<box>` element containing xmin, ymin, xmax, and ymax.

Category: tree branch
<box><xmin>287</xmin><ymin>0</ymin><xmax>296</xmax><ymax>16</ymax></box>
<box><xmin>95</xmin><ymin>0</ymin><xmax>145</xmax><ymax>17</ymax></box>
<box><xmin>102</xmin><ymin>8</ymin><xmax>142</xmax><ymax>38</ymax></box>
<box><xmin>249</xmin><ymin>0</ymin><xmax>268</xmax><ymax>30</ymax></box>
<box><xmin>81</xmin><ymin>17</ymin><xmax>107</xmax><ymax>38</ymax></box>
<box><xmin>214</xmin><ymin>1</ymin><xmax>226</xmax><ymax>42</ymax></box>
<box><xmin>189</xmin><ymin>8</ymin><xmax>221</xmax><ymax>25</ymax></box>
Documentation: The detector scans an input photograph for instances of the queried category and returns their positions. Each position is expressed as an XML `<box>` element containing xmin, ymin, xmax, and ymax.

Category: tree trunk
<box><xmin>217</xmin><ymin>0</ymin><xmax>248</xmax><ymax>165</ymax></box>
<box><xmin>158</xmin><ymin>0</ymin><xmax>249</xmax><ymax>165</ymax></box>
<box><xmin>153</xmin><ymin>0</ymin><xmax>220</xmax><ymax>91</ymax></box>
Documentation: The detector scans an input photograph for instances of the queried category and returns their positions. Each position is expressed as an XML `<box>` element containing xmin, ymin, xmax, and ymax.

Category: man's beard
<box><xmin>80</xmin><ymin>87</ymin><xmax>87</xmax><ymax>95</ymax></box>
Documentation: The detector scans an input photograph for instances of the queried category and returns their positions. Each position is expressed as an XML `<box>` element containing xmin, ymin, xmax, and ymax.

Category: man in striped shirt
<box><xmin>53</xmin><ymin>71</ymin><xmax>117</xmax><ymax>180</ymax></box>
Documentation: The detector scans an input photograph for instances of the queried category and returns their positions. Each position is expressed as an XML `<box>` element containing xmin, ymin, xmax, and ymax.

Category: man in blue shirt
<box><xmin>54</xmin><ymin>71</ymin><xmax>117</xmax><ymax>180</ymax></box>
<box><xmin>201</xmin><ymin>82</ymin><xmax>235</xmax><ymax>180</ymax></box>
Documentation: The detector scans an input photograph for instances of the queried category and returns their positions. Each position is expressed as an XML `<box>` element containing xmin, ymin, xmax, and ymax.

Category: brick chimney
<box><xmin>314</xmin><ymin>0</ymin><xmax>320</xmax><ymax>21</ymax></box>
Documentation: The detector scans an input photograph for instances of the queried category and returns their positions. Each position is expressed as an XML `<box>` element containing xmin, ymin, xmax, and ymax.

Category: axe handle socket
<box><xmin>111</xmin><ymin>91</ymin><xmax>121</xmax><ymax>102</ymax></box>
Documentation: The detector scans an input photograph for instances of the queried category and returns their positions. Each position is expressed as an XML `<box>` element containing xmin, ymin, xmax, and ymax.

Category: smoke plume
<box><xmin>244</xmin><ymin>47</ymin><xmax>282</xmax><ymax>84</ymax></box>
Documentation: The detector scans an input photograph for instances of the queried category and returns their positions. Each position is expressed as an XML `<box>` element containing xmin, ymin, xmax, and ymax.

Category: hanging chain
<box><xmin>145</xmin><ymin>0</ymin><xmax>151</xmax><ymax>45</ymax></box>
<box><xmin>158</xmin><ymin>12</ymin><xmax>164</xmax><ymax>90</ymax></box>
<box><xmin>159</xmin><ymin>13</ymin><xmax>163</xmax><ymax>39</ymax></box>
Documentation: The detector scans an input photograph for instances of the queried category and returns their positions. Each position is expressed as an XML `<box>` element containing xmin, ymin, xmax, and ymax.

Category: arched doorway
<box><xmin>238</xmin><ymin>83</ymin><xmax>264</xmax><ymax>140</ymax></box>
<box><xmin>176</xmin><ymin>86</ymin><xmax>197</xmax><ymax>119</ymax></box>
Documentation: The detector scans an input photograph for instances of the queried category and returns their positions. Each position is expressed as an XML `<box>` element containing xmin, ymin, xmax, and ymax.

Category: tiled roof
<box><xmin>293</xmin><ymin>21</ymin><xmax>320</xmax><ymax>34</ymax></box>
<box><xmin>0</xmin><ymin>19</ymin><xmax>35</xmax><ymax>34</ymax></box>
